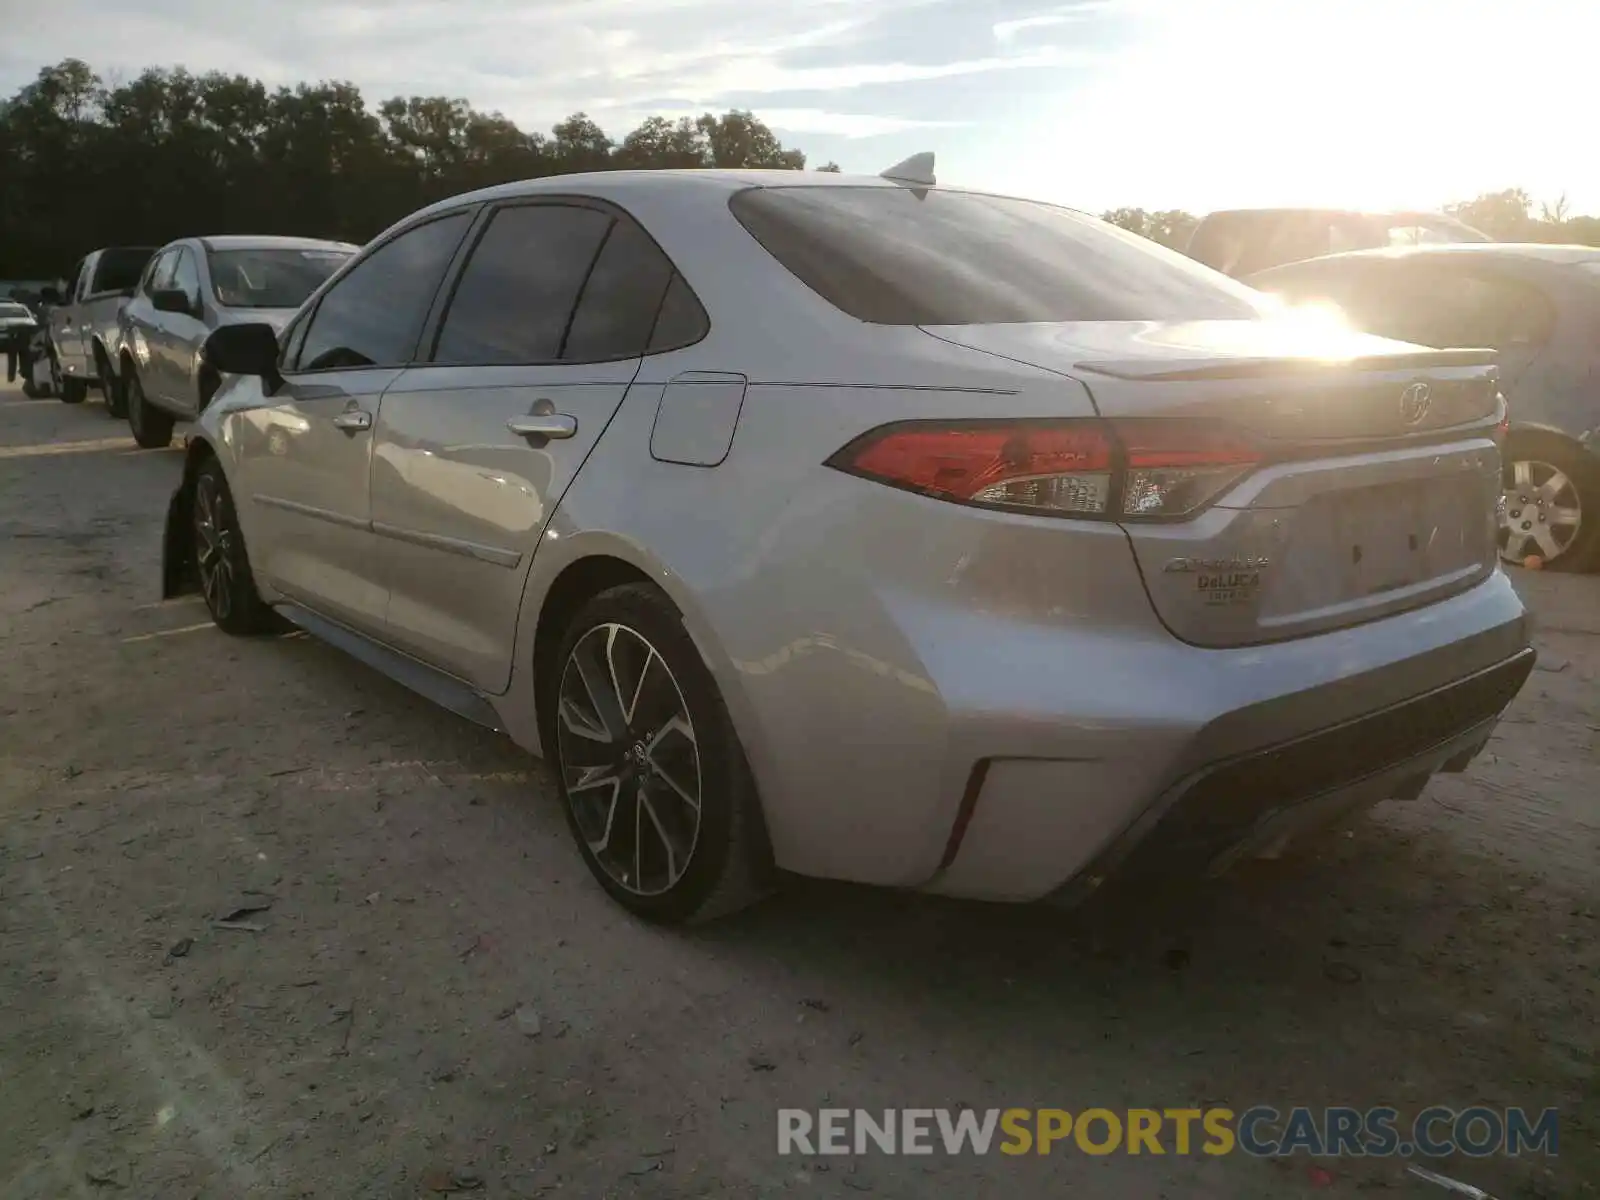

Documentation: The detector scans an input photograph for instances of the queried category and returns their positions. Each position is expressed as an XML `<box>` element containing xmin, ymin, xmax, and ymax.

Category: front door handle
<box><xmin>506</xmin><ymin>414</ymin><xmax>577</xmax><ymax>441</ymax></box>
<box><xmin>331</xmin><ymin>409</ymin><xmax>372</xmax><ymax>432</ymax></box>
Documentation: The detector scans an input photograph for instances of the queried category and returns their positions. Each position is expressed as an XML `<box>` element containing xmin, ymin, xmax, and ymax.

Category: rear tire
<box><xmin>543</xmin><ymin>583</ymin><xmax>773</xmax><ymax>924</ymax></box>
<box><xmin>1500</xmin><ymin>431</ymin><xmax>1600</xmax><ymax>573</ymax></box>
<box><xmin>126</xmin><ymin>366</ymin><xmax>174</xmax><ymax>449</ymax></box>
<box><xmin>192</xmin><ymin>457</ymin><xmax>276</xmax><ymax>635</ymax></box>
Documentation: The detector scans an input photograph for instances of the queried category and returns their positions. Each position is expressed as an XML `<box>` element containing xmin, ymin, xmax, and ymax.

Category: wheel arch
<box><xmin>1505</xmin><ymin>419</ymin><xmax>1583</xmax><ymax>446</ymax></box>
<box><xmin>529</xmin><ymin>555</ymin><xmax>656</xmax><ymax>739</ymax></box>
<box><xmin>516</xmin><ymin>539</ymin><xmax>780</xmax><ymax>902</ymax></box>
<box><xmin>509</xmin><ymin>532</ymin><xmax>768</xmax><ymax>779</ymax></box>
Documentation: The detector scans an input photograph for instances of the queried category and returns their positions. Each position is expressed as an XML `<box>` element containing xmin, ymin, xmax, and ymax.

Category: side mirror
<box><xmin>40</xmin><ymin>286</ymin><xmax>62</xmax><ymax>306</ymax></box>
<box><xmin>203</xmin><ymin>323</ymin><xmax>282</xmax><ymax>391</ymax></box>
<box><xmin>151</xmin><ymin>288</ymin><xmax>196</xmax><ymax>316</ymax></box>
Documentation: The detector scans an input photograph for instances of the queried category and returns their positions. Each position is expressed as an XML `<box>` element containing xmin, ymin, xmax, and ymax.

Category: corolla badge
<box><xmin>1399</xmin><ymin>382</ymin><xmax>1432</xmax><ymax>426</ymax></box>
<box><xmin>1162</xmin><ymin>555</ymin><xmax>1272</xmax><ymax>573</ymax></box>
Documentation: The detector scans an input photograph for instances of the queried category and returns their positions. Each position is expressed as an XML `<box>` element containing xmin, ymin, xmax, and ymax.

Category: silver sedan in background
<box><xmin>161</xmin><ymin>163</ymin><xmax>1533</xmax><ymax>924</ymax></box>
<box><xmin>119</xmin><ymin>235</ymin><xmax>356</xmax><ymax>448</ymax></box>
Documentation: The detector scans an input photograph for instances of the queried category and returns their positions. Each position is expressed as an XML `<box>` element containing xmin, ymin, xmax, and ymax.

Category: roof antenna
<box><xmin>880</xmin><ymin>152</ymin><xmax>936</xmax><ymax>188</ymax></box>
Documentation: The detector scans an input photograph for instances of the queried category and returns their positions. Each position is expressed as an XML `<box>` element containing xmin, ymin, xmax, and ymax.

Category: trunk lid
<box><xmin>923</xmin><ymin>319</ymin><xmax>1504</xmax><ymax>647</ymax></box>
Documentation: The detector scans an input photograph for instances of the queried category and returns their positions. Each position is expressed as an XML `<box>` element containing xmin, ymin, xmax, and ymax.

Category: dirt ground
<box><xmin>1</xmin><ymin>377</ymin><xmax>1595</xmax><ymax>1200</ymax></box>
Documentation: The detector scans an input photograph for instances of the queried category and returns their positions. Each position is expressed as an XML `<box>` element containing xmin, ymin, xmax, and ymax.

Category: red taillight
<box><xmin>829</xmin><ymin>419</ymin><xmax>1261</xmax><ymax>521</ymax></box>
<box><xmin>1116</xmin><ymin>422</ymin><xmax>1262</xmax><ymax>519</ymax></box>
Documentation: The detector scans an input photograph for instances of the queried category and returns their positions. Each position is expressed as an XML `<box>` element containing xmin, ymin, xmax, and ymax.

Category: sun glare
<box><xmin>993</xmin><ymin>0</ymin><xmax>1597</xmax><ymax>215</ymax></box>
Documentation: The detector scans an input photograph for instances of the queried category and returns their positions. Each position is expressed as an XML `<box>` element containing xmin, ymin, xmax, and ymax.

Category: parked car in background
<box><xmin>1247</xmin><ymin>243</ymin><xmax>1600</xmax><ymax>571</ymax></box>
<box><xmin>118</xmin><ymin>235</ymin><xmax>357</xmax><ymax>448</ymax></box>
<box><xmin>1188</xmin><ymin>209</ymin><xmax>1490</xmax><ymax>278</ymax></box>
<box><xmin>42</xmin><ymin>246</ymin><xmax>157</xmax><ymax>407</ymax></box>
<box><xmin>0</xmin><ymin>281</ymin><xmax>58</xmax><ymax>311</ymax></box>
<box><xmin>1</xmin><ymin>298</ymin><xmax>38</xmax><ymax>350</ymax></box>
<box><xmin>158</xmin><ymin>164</ymin><xmax>1531</xmax><ymax>924</ymax></box>
<box><xmin>2</xmin><ymin>299</ymin><xmax>42</xmax><ymax>394</ymax></box>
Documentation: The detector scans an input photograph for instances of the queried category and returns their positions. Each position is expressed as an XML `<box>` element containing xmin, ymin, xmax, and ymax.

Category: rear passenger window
<box><xmin>1376</xmin><ymin>269</ymin><xmax>1555</xmax><ymax>351</ymax></box>
<box><xmin>433</xmin><ymin>204</ymin><xmax>612</xmax><ymax>365</ymax></box>
<box><xmin>563</xmin><ymin>218</ymin><xmax>676</xmax><ymax>362</ymax></box>
<box><xmin>647</xmin><ymin>274</ymin><xmax>709</xmax><ymax>353</ymax></box>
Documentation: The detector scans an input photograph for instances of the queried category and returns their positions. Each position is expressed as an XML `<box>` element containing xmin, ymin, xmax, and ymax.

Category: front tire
<box><xmin>1500</xmin><ymin>431</ymin><xmax>1599</xmax><ymax>572</ymax></box>
<box><xmin>545</xmin><ymin>583</ymin><xmax>772</xmax><ymax>924</ymax></box>
<box><xmin>97</xmin><ymin>346</ymin><xmax>127</xmax><ymax>417</ymax></box>
<box><xmin>54</xmin><ymin>355</ymin><xmax>86</xmax><ymax>404</ymax></box>
<box><xmin>192</xmin><ymin>457</ymin><xmax>276</xmax><ymax>635</ymax></box>
<box><xmin>126</xmin><ymin>366</ymin><xmax>175</xmax><ymax>449</ymax></box>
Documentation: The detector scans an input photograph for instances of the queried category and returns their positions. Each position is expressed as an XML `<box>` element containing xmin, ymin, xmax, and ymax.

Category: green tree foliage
<box><xmin>0</xmin><ymin>59</ymin><xmax>825</xmax><ymax>276</ymax></box>
<box><xmin>1098</xmin><ymin>207</ymin><xmax>1198</xmax><ymax>251</ymax></box>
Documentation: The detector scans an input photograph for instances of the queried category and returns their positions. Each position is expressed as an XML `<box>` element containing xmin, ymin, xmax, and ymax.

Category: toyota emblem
<box><xmin>1399</xmin><ymin>382</ymin><xmax>1432</xmax><ymax>425</ymax></box>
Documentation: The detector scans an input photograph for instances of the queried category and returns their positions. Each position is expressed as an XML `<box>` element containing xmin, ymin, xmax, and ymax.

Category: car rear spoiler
<box><xmin>1073</xmin><ymin>347</ymin><xmax>1498</xmax><ymax>383</ymax></box>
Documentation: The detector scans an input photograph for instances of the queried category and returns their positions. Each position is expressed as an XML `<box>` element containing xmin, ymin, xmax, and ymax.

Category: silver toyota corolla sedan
<box><xmin>160</xmin><ymin>162</ymin><xmax>1535</xmax><ymax>923</ymax></box>
<box><xmin>119</xmin><ymin>235</ymin><xmax>356</xmax><ymax>447</ymax></box>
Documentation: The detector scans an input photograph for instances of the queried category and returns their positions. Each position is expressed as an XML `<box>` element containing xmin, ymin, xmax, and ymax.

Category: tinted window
<box><xmin>207</xmin><ymin>247</ymin><xmax>352</xmax><ymax>308</ymax></box>
<box><xmin>433</xmin><ymin>204</ymin><xmax>612</xmax><ymax>365</ymax></box>
<box><xmin>1364</xmin><ymin>267</ymin><xmax>1555</xmax><ymax>350</ymax></box>
<box><xmin>563</xmin><ymin>217</ymin><xmax>678</xmax><ymax>362</ymax></box>
<box><xmin>648</xmin><ymin>274</ymin><xmax>710</xmax><ymax>353</ymax></box>
<box><xmin>91</xmin><ymin>248</ymin><xmax>156</xmax><ymax>294</ymax></box>
<box><xmin>143</xmin><ymin>250</ymin><xmax>177</xmax><ymax>294</ymax></box>
<box><xmin>731</xmin><ymin>186</ymin><xmax>1265</xmax><ymax>325</ymax></box>
<box><xmin>297</xmin><ymin>212</ymin><xmax>470</xmax><ymax>371</ymax></box>
<box><xmin>170</xmin><ymin>249</ymin><xmax>202</xmax><ymax>302</ymax></box>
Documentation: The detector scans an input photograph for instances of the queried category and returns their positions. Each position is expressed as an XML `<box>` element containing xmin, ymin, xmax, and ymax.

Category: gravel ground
<box><xmin>1</xmin><ymin>379</ymin><xmax>1596</xmax><ymax>1199</ymax></box>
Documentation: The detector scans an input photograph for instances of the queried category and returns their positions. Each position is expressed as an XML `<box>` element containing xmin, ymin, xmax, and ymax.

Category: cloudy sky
<box><xmin>3</xmin><ymin>0</ymin><xmax>1594</xmax><ymax>215</ymax></box>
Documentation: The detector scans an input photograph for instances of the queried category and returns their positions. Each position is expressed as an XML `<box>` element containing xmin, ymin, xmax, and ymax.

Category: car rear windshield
<box><xmin>207</xmin><ymin>247</ymin><xmax>353</xmax><ymax>308</ymax></box>
<box><xmin>0</xmin><ymin>302</ymin><xmax>32</xmax><ymax>318</ymax></box>
<box><xmin>729</xmin><ymin>186</ymin><xmax>1266</xmax><ymax>325</ymax></box>
<box><xmin>90</xmin><ymin>248</ymin><xmax>156</xmax><ymax>294</ymax></box>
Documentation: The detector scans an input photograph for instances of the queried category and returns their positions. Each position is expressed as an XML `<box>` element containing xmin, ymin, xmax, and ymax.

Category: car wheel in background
<box><xmin>53</xmin><ymin>356</ymin><xmax>86</xmax><ymax>404</ymax></box>
<box><xmin>96</xmin><ymin>345</ymin><xmax>127</xmax><ymax>417</ymax></box>
<box><xmin>192</xmin><ymin>456</ymin><xmax>276</xmax><ymax>635</ymax></box>
<box><xmin>1500</xmin><ymin>431</ymin><xmax>1600</xmax><ymax>572</ymax></box>
<box><xmin>545</xmin><ymin>582</ymin><xmax>773</xmax><ymax>924</ymax></box>
<box><xmin>125</xmin><ymin>367</ymin><xmax>174</xmax><ymax>449</ymax></box>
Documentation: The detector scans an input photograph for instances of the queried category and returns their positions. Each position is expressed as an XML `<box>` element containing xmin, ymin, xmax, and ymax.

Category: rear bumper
<box><xmin>913</xmin><ymin>571</ymin><xmax>1530</xmax><ymax>902</ymax></box>
<box><xmin>1046</xmin><ymin>647</ymin><xmax>1533</xmax><ymax>905</ymax></box>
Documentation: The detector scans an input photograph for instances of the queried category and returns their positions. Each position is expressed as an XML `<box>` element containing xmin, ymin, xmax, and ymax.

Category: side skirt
<box><xmin>274</xmin><ymin>601</ymin><xmax>505</xmax><ymax>734</ymax></box>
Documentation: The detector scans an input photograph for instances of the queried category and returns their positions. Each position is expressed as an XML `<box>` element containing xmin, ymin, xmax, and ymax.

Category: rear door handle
<box><xmin>331</xmin><ymin>409</ymin><xmax>372</xmax><ymax>432</ymax></box>
<box><xmin>506</xmin><ymin>414</ymin><xmax>577</xmax><ymax>441</ymax></box>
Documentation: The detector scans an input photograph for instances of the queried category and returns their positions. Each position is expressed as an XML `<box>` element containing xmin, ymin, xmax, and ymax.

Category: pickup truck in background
<box><xmin>42</xmin><ymin>246</ymin><xmax>157</xmax><ymax>410</ymax></box>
